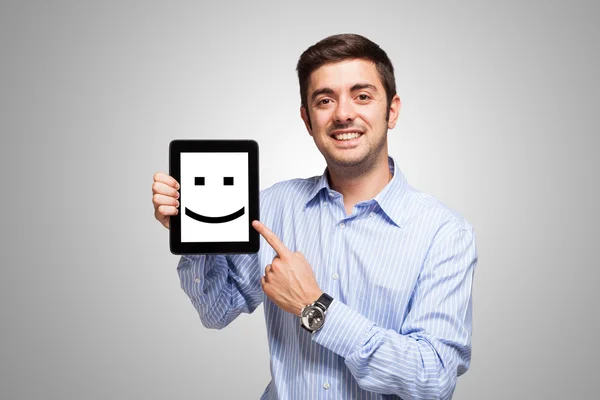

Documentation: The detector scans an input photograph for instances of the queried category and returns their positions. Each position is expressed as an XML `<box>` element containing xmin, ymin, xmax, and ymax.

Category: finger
<box><xmin>153</xmin><ymin>172</ymin><xmax>180</xmax><ymax>190</ymax></box>
<box><xmin>252</xmin><ymin>220</ymin><xmax>292</xmax><ymax>259</ymax></box>
<box><xmin>264</xmin><ymin>264</ymin><xmax>272</xmax><ymax>282</ymax></box>
<box><xmin>153</xmin><ymin>193</ymin><xmax>179</xmax><ymax>208</ymax></box>
<box><xmin>152</xmin><ymin>181</ymin><xmax>179</xmax><ymax>199</ymax></box>
<box><xmin>155</xmin><ymin>205</ymin><xmax>178</xmax><ymax>219</ymax></box>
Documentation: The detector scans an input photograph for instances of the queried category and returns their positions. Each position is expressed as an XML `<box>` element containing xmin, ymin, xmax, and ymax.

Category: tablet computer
<box><xmin>169</xmin><ymin>140</ymin><xmax>259</xmax><ymax>254</ymax></box>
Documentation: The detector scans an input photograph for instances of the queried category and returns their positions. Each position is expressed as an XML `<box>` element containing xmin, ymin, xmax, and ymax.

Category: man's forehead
<box><xmin>308</xmin><ymin>59</ymin><xmax>382</xmax><ymax>91</ymax></box>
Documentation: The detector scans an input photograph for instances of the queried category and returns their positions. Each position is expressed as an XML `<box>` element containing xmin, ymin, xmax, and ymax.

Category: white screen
<box><xmin>180</xmin><ymin>152</ymin><xmax>249</xmax><ymax>242</ymax></box>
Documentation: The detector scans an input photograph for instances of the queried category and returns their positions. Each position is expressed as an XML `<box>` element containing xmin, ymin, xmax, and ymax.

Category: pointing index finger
<box><xmin>252</xmin><ymin>220</ymin><xmax>292</xmax><ymax>259</ymax></box>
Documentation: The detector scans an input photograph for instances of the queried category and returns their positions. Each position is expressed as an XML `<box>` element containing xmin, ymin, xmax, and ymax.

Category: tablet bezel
<box><xmin>169</xmin><ymin>139</ymin><xmax>259</xmax><ymax>254</ymax></box>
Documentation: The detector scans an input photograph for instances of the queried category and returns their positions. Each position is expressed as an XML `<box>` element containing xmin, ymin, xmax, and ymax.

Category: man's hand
<box><xmin>252</xmin><ymin>220</ymin><xmax>323</xmax><ymax>316</ymax></box>
<box><xmin>152</xmin><ymin>172</ymin><xmax>180</xmax><ymax>229</ymax></box>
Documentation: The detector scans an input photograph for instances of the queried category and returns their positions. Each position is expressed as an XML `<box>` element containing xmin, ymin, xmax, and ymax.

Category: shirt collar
<box><xmin>305</xmin><ymin>156</ymin><xmax>410</xmax><ymax>227</ymax></box>
<box><xmin>305</xmin><ymin>168</ymin><xmax>332</xmax><ymax>204</ymax></box>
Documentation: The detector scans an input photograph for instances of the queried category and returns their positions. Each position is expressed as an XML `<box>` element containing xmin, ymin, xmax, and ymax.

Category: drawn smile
<box><xmin>185</xmin><ymin>207</ymin><xmax>245</xmax><ymax>224</ymax></box>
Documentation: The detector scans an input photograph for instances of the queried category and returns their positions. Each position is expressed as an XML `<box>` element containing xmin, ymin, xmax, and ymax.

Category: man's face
<box><xmin>300</xmin><ymin>58</ymin><xmax>400</xmax><ymax>173</ymax></box>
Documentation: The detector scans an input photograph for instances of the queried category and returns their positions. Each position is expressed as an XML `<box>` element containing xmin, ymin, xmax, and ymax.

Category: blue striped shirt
<box><xmin>177</xmin><ymin>156</ymin><xmax>478</xmax><ymax>399</ymax></box>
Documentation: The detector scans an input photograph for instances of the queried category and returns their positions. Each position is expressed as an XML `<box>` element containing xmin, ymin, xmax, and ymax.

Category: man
<box><xmin>152</xmin><ymin>33</ymin><xmax>478</xmax><ymax>399</ymax></box>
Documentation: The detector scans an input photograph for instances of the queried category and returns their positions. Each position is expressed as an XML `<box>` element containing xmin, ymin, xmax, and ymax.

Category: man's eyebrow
<box><xmin>310</xmin><ymin>83</ymin><xmax>378</xmax><ymax>102</ymax></box>
<box><xmin>350</xmin><ymin>83</ymin><xmax>378</xmax><ymax>92</ymax></box>
<box><xmin>311</xmin><ymin>87</ymin><xmax>334</xmax><ymax>102</ymax></box>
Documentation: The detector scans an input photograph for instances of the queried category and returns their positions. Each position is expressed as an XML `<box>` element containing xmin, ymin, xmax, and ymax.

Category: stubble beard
<box><xmin>323</xmin><ymin>130</ymin><xmax>388</xmax><ymax>179</ymax></box>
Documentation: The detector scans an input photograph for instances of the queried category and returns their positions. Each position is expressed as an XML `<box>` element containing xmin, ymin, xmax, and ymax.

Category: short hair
<box><xmin>296</xmin><ymin>33</ymin><xmax>397</xmax><ymax>125</ymax></box>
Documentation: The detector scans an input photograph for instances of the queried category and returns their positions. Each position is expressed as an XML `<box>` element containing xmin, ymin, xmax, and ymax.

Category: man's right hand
<box><xmin>152</xmin><ymin>172</ymin><xmax>180</xmax><ymax>229</ymax></box>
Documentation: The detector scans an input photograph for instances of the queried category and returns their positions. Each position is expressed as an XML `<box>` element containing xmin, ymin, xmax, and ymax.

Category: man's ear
<box><xmin>300</xmin><ymin>106</ymin><xmax>313</xmax><ymax>136</ymax></box>
<box><xmin>387</xmin><ymin>95</ymin><xmax>401</xmax><ymax>129</ymax></box>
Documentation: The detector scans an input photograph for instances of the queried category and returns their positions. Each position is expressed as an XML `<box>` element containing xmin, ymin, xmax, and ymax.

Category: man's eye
<box><xmin>358</xmin><ymin>94</ymin><xmax>370</xmax><ymax>101</ymax></box>
<box><xmin>318</xmin><ymin>98</ymin><xmax>331</xmax><ymax>105</ymax></box>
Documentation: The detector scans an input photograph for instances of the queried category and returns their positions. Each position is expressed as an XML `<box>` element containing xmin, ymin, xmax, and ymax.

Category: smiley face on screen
<box><xmin>180</xmin><ymin>152</ymin><xmax>249</xmax><ymax>243</ymax></box>
<box><xmin>184</xmin><ymin>175</ymin><xmax>245</xmax><ymax>223</ymax></box>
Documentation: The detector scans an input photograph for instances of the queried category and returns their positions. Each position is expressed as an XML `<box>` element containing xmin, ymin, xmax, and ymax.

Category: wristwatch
<box><xmin>300</xmin><ymin>293</ymin><xmax>333</xmax><ymax>333</ymax></box>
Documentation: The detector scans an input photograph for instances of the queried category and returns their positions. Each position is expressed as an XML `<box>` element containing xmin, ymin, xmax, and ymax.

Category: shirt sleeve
<box><xmin>177</xmin><ymin>252</ymin><xmax>263</xmax><ymax>330</ymax></box>
<box><xmin>312</xmin><ymin>225</ymin><xmax>478</xmax><ymax>399</ymax></box>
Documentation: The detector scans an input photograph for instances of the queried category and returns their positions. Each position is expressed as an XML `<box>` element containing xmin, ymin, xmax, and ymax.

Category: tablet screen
<box><xmin>169</xmin><ymin>140</ymin><xmax>259</xmax><ymax>254</ymax></box>
<box><xmin>181</xmin><ymin>152</ymin><xmax>249</xmax><ymax>242</ymax></box>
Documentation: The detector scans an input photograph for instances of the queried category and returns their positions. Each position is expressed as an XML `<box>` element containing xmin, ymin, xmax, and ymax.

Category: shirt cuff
<box><xmin>311</xmin><ymin>299</ymin><xmax>375</xmax><ymax>359</ymax></box>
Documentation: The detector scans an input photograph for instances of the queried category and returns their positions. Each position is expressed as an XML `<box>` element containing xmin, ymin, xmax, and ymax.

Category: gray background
<box><xmin>1</xmin><ymin>1</ymin><xmax>598</xmax><ymax>399</ymax></box>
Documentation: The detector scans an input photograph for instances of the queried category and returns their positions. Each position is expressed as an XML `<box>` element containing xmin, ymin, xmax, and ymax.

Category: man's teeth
<box><xmin>334</xmin><ymin>132</ymin><xmax>362</xmax><ymax>141</ymax></box>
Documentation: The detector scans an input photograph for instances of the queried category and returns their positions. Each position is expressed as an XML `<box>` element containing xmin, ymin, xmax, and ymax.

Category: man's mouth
<box><xmin>333</xmin><ymin>132</ymin><xmax>363</xmax><ymax>141</ymax></box>
<box><xmin>330</xmin><ymin>130</ymin><xmax>364</xmax><ymax>142</ymax></box>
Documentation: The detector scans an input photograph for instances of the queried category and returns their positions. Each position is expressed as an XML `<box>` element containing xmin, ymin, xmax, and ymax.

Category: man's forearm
<box><xmin>177</xmin><ymin>254</ymin><xmax>263</xmax><ymax>329</ymax></box>
<box><xmin>311</xmin><ymin>299</ymin><xmax>469</xmax><ymax>399</ymax></box>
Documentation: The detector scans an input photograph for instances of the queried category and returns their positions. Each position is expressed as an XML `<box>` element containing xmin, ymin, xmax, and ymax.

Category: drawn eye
<box><xmin>195</xmin><ymin>177</ymin><xmax>234</xmax><ymax>185</ymax></box>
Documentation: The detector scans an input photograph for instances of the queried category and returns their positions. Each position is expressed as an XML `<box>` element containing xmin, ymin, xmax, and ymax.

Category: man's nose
<box><xmin>333</xmin><ymin>97</ymin><xmax>356</xmax><ymax>123</ymax></box>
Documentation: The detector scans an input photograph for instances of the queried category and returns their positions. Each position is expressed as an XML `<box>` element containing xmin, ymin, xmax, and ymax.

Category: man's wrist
<box><xmin>299</xmin><ymin>293</ymin><xmax>334</xmax><ymax>333</ymax></box>
<box><xmin>298</xmin><ymin>290</ymin><xmax>324</xmax><ymax>316</ymax></box>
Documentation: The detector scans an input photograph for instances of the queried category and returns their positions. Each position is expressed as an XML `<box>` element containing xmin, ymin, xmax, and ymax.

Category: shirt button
<box><xmin>194</xmin><ymin>278</ymin><xmax>201</xmax><ymax>283</ymax></box>
<box><xmin>323</xmin><ymin>382</ymin><xmax>330</xmax><ymax>390</ymax></box>
<box><xmin>329</xmin><ymin>192</ymin><xmax>334</xmax><ymax>197</ymax></box>
<box><xmin>369</xmin><ymin>212</ymin><xmax>375</xmax><ymax>218</ymax></box>
<box><xmin>332</xmin><ymin>273</ymin><xmax>339</xmax><ymax>280</ymax></box>
<box><xmin>339</xmin><ymin>222</ymin><xmax>345</xmax><ymax>229</ymax></box>
<box><xmin>321</xmin><ymin>202</ymin><xmax>327</xmax><ymax>206</ymax></box>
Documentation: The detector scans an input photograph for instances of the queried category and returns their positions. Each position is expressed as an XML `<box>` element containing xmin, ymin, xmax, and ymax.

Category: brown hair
<box><xmin>296</xmin><ymin>33</ymin><xmax>397</xmax><ymax>126</ymax></box>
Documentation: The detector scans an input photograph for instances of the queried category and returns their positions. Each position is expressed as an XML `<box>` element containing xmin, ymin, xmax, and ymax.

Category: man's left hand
<box><xmin>252</xmin><ymin>220</ymin><xmax>323</xmax><ymax>316</ymax></box>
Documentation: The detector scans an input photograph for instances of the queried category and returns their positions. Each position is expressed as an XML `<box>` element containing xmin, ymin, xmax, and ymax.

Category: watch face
<box><xmin>301</xmin><ymin>306</ymin><xmax>325</xmax><ymax>330</ymax></box>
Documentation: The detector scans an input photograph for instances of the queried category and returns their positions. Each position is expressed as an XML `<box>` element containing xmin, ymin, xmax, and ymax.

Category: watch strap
<box><xmin>315</xmin><ymin>292</ymin><xmax>333</xmax><ymax>310</ymax></box>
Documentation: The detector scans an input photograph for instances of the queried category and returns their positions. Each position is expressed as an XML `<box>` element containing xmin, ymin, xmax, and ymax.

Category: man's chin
<box><xmin>326</xmin><ymin>151</ymin><xmax>370</xmax><ymax>169</ymax></box>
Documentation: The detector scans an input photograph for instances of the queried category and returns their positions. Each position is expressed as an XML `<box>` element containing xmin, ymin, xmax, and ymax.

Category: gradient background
<box><xmin>1</xmin><ymin>1</ymin><xmax>598</xmax><ymax>399</ymax></box>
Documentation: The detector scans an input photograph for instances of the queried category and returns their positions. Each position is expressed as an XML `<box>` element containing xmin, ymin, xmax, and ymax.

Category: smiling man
<box><xmin>152</xmin><ymin>33</ymin><xmax>478</xmax><ymax>399</ymax></box>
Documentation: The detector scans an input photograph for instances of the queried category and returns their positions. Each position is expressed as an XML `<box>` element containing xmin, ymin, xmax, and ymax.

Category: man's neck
<box><xmin>327</xmin><ymin>153</ymin><xmax>392</xmax><ymax>215</ymax></box>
